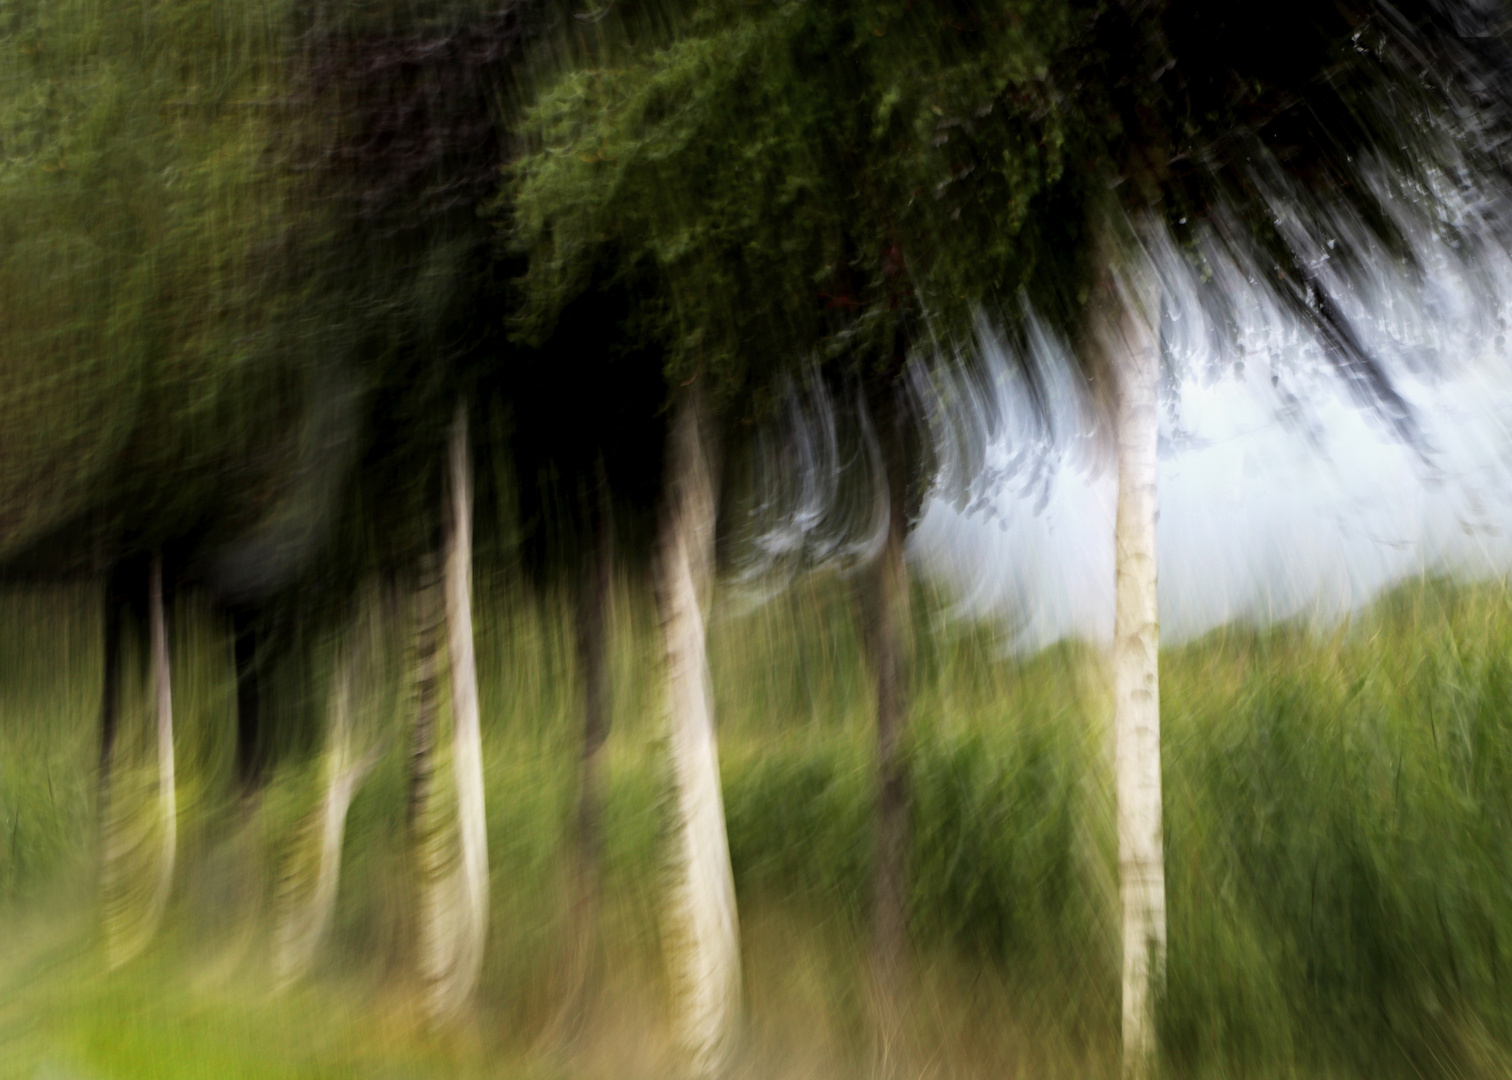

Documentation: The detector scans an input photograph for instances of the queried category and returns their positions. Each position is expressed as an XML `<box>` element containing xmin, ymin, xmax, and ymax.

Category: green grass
<box><xmin>5</xmin><ymin>574</ymin><xmax>1512</xmax><ymax>1077</ymax></box>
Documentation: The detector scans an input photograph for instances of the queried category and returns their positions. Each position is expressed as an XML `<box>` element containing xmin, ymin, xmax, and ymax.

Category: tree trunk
<box><xmin>859</xmin><ymin>379</ymin><xmax>914</xmax><ymax>1059</ymax></box>
<box><xmin>105</xmin><ymin>556</ymin><xmax>176</xmax><ymax>968</ymax></box>
<box><xmin>221</xmin><ymin>602</ymin><xmax>269</xmax><ymax>967</ymax></box>
<box><xmin>149</xmin><ymin>556</ymin><xmax>177</xmax><ymax>943</ymax></box>
<box><xmin>565</xmin><ymin>464</ymin><xmax>614</xmax><ymax>1023</ymax></box>
<box><xmin>1094</xmin><ymin>210</ymin><xmax>1166</xmax><ymax>1080</ymax></box>
<box><xmin>231</xmin><ymin>605</ymin><xmax>262</xmax><ymax>797</ymax></box>
<box><xmin>419</xmin><ymin>399</ymin><xmax>490</xmax><ymax>1023</ymax></box>
<box><xmin>658</xmin><ymin>385</ymin><xmax>740</xmax><ymax>1077</ymax></box>
<box><xmin>405</xmin><ymin>552</ymin><xmax>443</xmax><ymax>983</ymax></box>
<box><xmin>275</xmin><ymin>635</ymin><xmax>374</xmax><ymax>987</ymax></box>
<box><xmin>98</xmin><ymin>569</ymin><xmax>124</xmax><ymax>856</ymax></box>
<box><xmin>408</xmin><ymin>551</ymin><xmax>444</xmax><ymax>839</ymax></box>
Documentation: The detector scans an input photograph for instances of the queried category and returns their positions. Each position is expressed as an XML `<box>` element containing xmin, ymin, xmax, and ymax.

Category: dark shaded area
<box><xmin>230</xmin><ymin>605</ymin><xmax>264</xmax><ymax>796</ymax></box>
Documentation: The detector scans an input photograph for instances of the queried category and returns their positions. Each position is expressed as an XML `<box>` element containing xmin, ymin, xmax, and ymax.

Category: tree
<box><xmin>0</xmin><ymin>0</ymin><xmax>373</xmax><ymax>963</ymax></box>
<box><xmin>280</xmin><ymin>1</ymin><xmax>547</xmax><ymax>1015</ymax></box>
<box><xmin>841</xmin><ymin>3</ymin><xmax>1512</xmax><ymax>1075</ymax></box>
<box><xmin>100</xmin><ymin>555</ymin><xmax>176</xmax><ymax>967</ymax></box>
<box><xmin>506</xmin><ymin>11</ymin><xmax>838</xmax><ymax>1062</ymax></box>
<box><xmin>412</xmin><ymin>401</ymin><xmax>491</xmax><ymax>1021</ymax></box>
<box><xmin>0</xmin><ymin>0</ymin><xmax>344</xmax><ymax>579</ymax></box>
<box><xmin>496</xmin><ymin>265</ymin><xmax>671</xmax><ymax>1033</ymax></box>
<box><xmin>512</xmin><ymin>2</ymin><xmax>1512</xmax><ymax>1076</ymax></box>
<box><xmin>505</xmin><ymin>6</ymin><xmax>1037</xmax><ymax>1063</ymax></box>
<box><xmin>654</xmin><ymin>383</ymin><xmax>741</xmax><ymax>1074</ymax></box>
<box><xmin>273</xmin><ymin>591</ymin><xmax>383</xmax><ymax>987</ymax></box>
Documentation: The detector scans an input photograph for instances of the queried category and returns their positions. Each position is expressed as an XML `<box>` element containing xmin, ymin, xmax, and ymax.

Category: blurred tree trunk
<box><xmin>418</xmin><ymin>399</ymin><xmax>490</xmax><ymax>1023</ymax></box>
<box><xmin>148</xmin><ymin>555</ymin><xmax>177</xmax><ymax>945</ymax></box>
<box><xmin>103</xmin><ymin>556</ymin><xmax>176</xmax><ymax>968</ymax></box>
<box><xmin>1092</xmin><ymin>210</ymin><xmax>1166</xmax><ymax>1080</ymax></box>
<box><xmin>408</xmin><ymin>551</ymin><xmax>444</xmax><ymax>839</ymax></box>
<box><xmin>858</xmin><ymin>375</ymin><xmax>914</xmax><ymax>1059</ymax></box>
<box><xmin>658</xmin><ymin>384</ymin><xmax>741</xmax><ymax>1077</ymax></box>
<box><xmin>230</xmin><ymin>605</ymin><xmax>262</xmax><ymax>797</ymax></box>
<box><xmin>564</xmin><ymin>462</ymin><xmax>614</xmax><ymax>1025</ymax></box>
<box><xmin>275</xmin><ymin>625</ymin><xmax>376</xmax><ymax>987</ymax></box>
<box><xmin>220</xmin><ymin>602</ymin><xmax>268</xmax><ymax>962</ymax></box>
<box><xmin>98</xmin><ymin>566</ymin><xmax>126</xmax><ymax>855</ymax></box>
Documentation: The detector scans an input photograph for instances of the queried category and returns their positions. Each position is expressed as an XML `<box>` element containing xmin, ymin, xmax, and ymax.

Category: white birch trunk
<box><xmin>275</xmin><ymin>638</ymin><xmax>375</xmax><ymax>987</ymax></box>
<box><xmin>420</xmin><ymin>399</ymin><xmax>490</xmax><ymax>1023</ymax></box>
<box><xmin>1097</xmin><ymin>212</ymin><xmax>1167</xmax><ymax>1080</ymax></box>
<box><xmin>106</xmin><ymin>557</ymin><xmax>176</xmax><ymax>968</ymax></box>
<box><xmin>408</xmin><ymin>552</ymin><xmax>443</xmax><ymax>836</ymax></box>
<box><xmin>659</xmin><ymin>387</ymin><xmax>741</xmax><ymax>1078</ymax></box>
<box><xmin>147</xmin><ymin>556</ymin><xmax>176</xmax><ymax>951</ymax></box>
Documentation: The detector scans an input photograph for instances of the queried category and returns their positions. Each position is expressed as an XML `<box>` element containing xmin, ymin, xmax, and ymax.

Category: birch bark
<box><xmin>105</xmin><ymin>557</ymin><xmax>176</xmax><ymax>968</ymax></box>
<box><xmin>408</xmin><ymin>552</ymin><xmax>443</xmax><ymax>838</ymax></box>
<box><xmin>1093</xmin><ymin>211</ymin><xmax>1166</xmax><ymax>1080</ymax></box>
<box><xmin>275</xmin><ymin>637</ymin><xmax>374</xmax><ymax>986</ymax></box>
<box><xmin>659</xmin><ymin>386</ymin><xmax>741</xmax><ymax>1077</ymax></box>
<box><xmin>148</xmin><ymin>556</ymin><xmax>176</xmax><ymax>951</ymax></box>
<box><xmin>420</xmin><ymin>399</ymin><xmax>491</xmax><ymax>1023</ymax></box>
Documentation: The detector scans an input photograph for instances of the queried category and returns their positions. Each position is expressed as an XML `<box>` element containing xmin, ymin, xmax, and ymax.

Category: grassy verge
<box><xmin>4</xmin><ymin>575</ymin><xmax>1512</xmax><ymax>1077</ymax></box>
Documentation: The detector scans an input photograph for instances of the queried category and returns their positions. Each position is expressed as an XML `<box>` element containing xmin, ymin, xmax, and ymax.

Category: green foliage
<box><xmin>0</xmin><ymin>0</ymin><xmax>328</xmax><ymax>564</ymax></box>
<box><xmin>1159</xmin><ymin>584</ymin><xmax>1512</xmax><ymax>1075</ymax></box>
<box><xmin>506</xmin><ymin>0</ymin><xmax>1071</xmax><ymax>414</ymax></box>
<box><xmin>510</xmin><ymin>0</ymin><xmax>1512</xmax><ymax>446</ymax></box>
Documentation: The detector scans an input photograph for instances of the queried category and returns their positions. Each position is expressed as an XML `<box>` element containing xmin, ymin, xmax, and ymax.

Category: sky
<box><xmin>912</xmin><ymin>193</ymin><xmax>1512</xmax><ymax>651</ymax></box>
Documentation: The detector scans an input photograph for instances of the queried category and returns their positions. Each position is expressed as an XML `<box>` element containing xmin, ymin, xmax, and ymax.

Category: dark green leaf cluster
<box><xmin>0</xmin><ymin>0</ymin><xmax>327</xmax><ymax>571</ymax></box>
<box><xmin>505</xmin><ymin>0</ymin><xmax>1073</xmax><ymax>420</ymax></box>
<box><xmin>508</xmin><ymin>0</ymin><xmax>1512</xmax><ymax>437</ymax></box>
<box><xmin>5</xmin><ymin>0</ymin><xmax>1510</xmax><ymax>592</ymax></box>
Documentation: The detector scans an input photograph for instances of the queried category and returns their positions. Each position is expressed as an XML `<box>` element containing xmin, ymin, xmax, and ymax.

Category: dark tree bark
<box><xmin>407</xmin><ymin>551</ymin><xmax>444</xmax><ymax>838</ymax></box>
<box><xmin>564</xmin><ymin>462</ymin><xmax>614</xmax><ymax>1022</ymax></box>
<box><xmin>99</xmin><ymin>558</ymin><xmax>147</xmax><ymax>831</ymax></box>
<box><xmin>230</xmin><ymin>605</ymin><xmax>263</xmax><ymax>796</ymax></box>
<box><xmin>860</xmin><ymin>378</ymin><xmax>914</xmax><ymax>996</ymax></box>
<box><xmin>99</xmin><ymin>575</ymin><xmax>124</xmax><ymax>808</ymax></box>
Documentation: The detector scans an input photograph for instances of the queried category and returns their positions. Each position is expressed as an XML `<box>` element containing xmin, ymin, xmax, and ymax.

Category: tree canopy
<box><xmin>0</xmin><ymin>0</ymin><xmax>335</xmax><ymax>576</ymax></box>
<box><xmin>511</xmin><ymin>0</ymin><xmax>1512</xmax><ymax>440</ymax></box>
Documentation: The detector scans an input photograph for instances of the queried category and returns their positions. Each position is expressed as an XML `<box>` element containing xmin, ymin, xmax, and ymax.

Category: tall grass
<box><xmin>5</xmin><ymin>574</ymin><xmax>1512</xmax><ymax>1078</ymax></box>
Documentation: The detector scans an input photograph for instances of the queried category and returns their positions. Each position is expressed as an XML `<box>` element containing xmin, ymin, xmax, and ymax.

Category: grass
<box><xmin>4</xmin><ymin>573</ymin><xmax>1512</xmax><ymax>1077</ymax></box>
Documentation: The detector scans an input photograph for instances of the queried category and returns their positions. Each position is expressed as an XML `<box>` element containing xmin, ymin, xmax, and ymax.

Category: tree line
<box><xmin>3</xmin><ymin>0</ymin><xmax>1511</xmax><ymax>1076</ymax></box>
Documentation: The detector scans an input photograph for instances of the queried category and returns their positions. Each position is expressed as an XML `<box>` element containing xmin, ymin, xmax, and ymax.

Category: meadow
<box><xmin>4</xmin><ymin>571</ymin><xmax>1512</xmax><ymax>1079</ymax></box>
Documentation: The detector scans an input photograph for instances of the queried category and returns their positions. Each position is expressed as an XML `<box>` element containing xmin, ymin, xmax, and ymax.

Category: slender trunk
<box><xmin>408</xmin><ymin>552</ymin><xmax>444</xmax><ymax>838</ymax></box>
<box><xmin>444</xmin><ymin>398</ymin><xmax>490</xmax><ymax>1010</ymax></box>
<box><xmin>406</xmin><ymin>552</ymin><xmax>443</xmax><ymax>982</ymax></box>
<box><xmin>858</xmin><ymin>379</ymin><xmax>914</xmax><ymax>1066</ymax></box>
<box><xmin>231</xmin><ymin>605</ymin><xmax>262</xmax><ymax>797</ymax></box>
<box><xmin>223</xmin><ymin>603</ymin><xmax>269</xmax><ymax>964</ymax></box>
<box><xmin>105</xmin><ymin>557</ymin><xmax>176</xmax><ymax>968</ymax></box>
<box><xmin>149</xmin><ymin>556</ymin><xmax>176</xmax><ymax>938</ymax></box>
<box><xmin>658</xmin><ymin>385</ymin><xmax>740</xmax><ymax>1077</ymax></box>
<box><xmin>151</xmin><ymin>556</ymin><xmax>176</xmax><ymax>901</ymax></box>
<box><xmin>98</xmin><ymin>571</ymin><xmax>123</xmax><ymax>854</ymax></box>
<box><xmin>866</xmin><ymin>501</ymin><xmax>910</xmax><ymax>973</ymax></box>
<box><xmin>567</xmin><ymin>465</ymin><xmax>614</xmax><ymax>1017</ymax></box>
<box><xmin>420</xmin><ymin>399</ymin><xmax>490</xmax><ymax>1023</ymax></box>
<box><xmin>276</xmin><ymin>638</ymin><xmax>373</xmax><ymax>986</ymax></box>
<box><xmin>1095</xmin><ymin>211</ymin><xmax>1166</xmax><ymax>1080</ymax></box>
